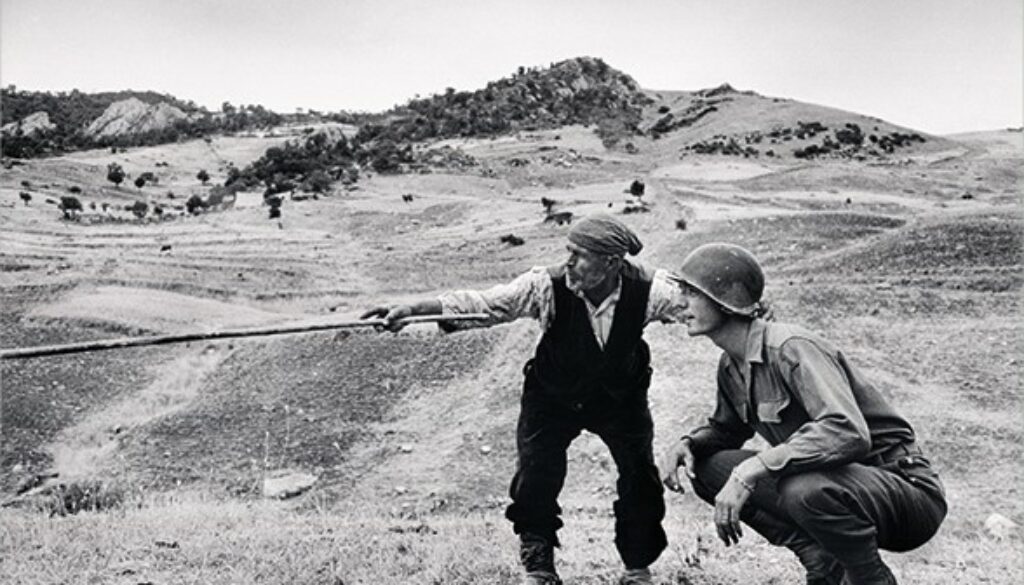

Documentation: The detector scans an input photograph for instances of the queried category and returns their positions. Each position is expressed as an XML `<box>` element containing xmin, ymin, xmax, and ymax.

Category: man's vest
<box><xmin>529</xmin><ymin>261</ymin><xmax>653</xmax><ymax>408</ymax></box>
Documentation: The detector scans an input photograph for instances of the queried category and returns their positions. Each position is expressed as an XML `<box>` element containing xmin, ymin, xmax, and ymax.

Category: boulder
<box><xmin>262</xmin><ymin>470</ymin><xmax>317</xmax><ymax>499</ymax></box>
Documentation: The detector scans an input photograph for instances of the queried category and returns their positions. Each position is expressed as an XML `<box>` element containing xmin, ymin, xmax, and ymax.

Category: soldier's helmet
<box><xmin>671</xmin><ymin>243</ymin><xmax>764</xmax><ymax>316</ymax></box>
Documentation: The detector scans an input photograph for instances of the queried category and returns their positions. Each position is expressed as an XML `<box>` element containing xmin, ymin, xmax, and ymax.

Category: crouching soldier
<box><xmin>660</xmin><ymin>243</ymin><xmax>946</xmax><ymax>585</ymax></box>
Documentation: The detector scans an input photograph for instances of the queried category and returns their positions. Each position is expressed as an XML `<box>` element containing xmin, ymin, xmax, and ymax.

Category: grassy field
<box><xmin>1</xmin><ymin>128</ymin><xmax>1021</xmax><ymax>584</ymax></box>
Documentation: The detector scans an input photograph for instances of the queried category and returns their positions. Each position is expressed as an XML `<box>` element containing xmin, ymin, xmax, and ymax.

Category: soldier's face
<box><xmin>678</xmin><ymin>283</ymin><xmax>726</xmax><ymax>336</ymax></box>
<box><xmin>565</xmin><ymin>243</ymin><xmax>616</xmax><ymax>293</ymax></box>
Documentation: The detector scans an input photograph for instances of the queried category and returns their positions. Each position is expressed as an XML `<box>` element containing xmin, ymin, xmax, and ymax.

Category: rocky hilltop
<box><xmin>83</xmin><ymin>97</ymin><xmax>192</xmax><ymax>139</ymax></box>
<box><xmin>1</xmin><ymin>111</ymin><xmax>57</xmax><ymax>136</ymax></box>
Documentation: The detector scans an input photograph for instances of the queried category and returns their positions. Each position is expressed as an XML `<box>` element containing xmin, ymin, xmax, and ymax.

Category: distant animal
<box><xmin>160</xmin><ymin>244</ymin><xmax>172</xmax><ymax>253</ymax></box>
<box><xmin>402</xmin><ymin>193</ymin><xmax>414</xmax><ymax>203</ymax></box>
<box><xmin>500</xmin><ymin>234</ymin><xmax>525</xmax><ymax>246</ymax></box>
<box><xmin>544</xmin><ymin>211</ymin><xmax>574</xmax><ymax>226</ymax></box>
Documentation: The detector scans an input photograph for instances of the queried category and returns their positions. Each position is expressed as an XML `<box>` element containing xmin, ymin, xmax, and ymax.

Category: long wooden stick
<box><xmin>0</xmin><ymin>314</ymin><xmax>488</xmax><ymax>360</ymax></box>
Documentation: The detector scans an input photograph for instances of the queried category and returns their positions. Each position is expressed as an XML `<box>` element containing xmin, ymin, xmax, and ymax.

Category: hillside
<box><xmin>233</xmin><ymin>58</ymin><xmax>953</xmax><ymax>203</ymax></box>
<box><xmin>0</xmin><ymin>87</ymin><xmax>285</xmax><ymax>158</ymax></box>
<box><xmin>0</xmin><ymin>66</ymin><xmax>1021</xmax><ymax>585</ymax></box>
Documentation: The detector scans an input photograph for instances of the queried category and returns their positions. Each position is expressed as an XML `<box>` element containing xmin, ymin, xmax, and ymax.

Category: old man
<box><xmin>363</xmin><ymin>214</ymin><xmax>684</xmax><ymax>585</ymax></box>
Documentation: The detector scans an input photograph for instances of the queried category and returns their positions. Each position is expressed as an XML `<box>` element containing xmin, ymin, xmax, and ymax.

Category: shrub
<box><xmin>134</xmin><ymin>176</ymin><xmax>146</xmax><ymax>189</ymax></box>
<box><xmin>58</xmin><ymin>195</ymin><xmax>83</xmax><ymax>219</ymax></box>
<box><xmin>302</xmin><ymin>169</ymin><xmax>332</xmax><ymax>193</ymax></box>
<box><xmin>197</xmin><ymin>169</ymin><xmax>210</xmax><ymax>184</ymax></box>
<box><xmin>19</xmin><ymin>191</ymin><xmax>31</xmax><ymax>205</ymax></box>
<box><xmin>130</xmin><ymin>200</ymin><xmax>149</xmax><ymax>219</ymax></box>
<box><xmin>36</xmin><ymin>480</ymin><xmax>128</xmax><ymax>516</ymax></box>
<box><xmin>675</xmin><ymin>218</ymin><xmax>688</xmax><ymax>231</ymax></box>
<box><xmin>106</xmin><ymin>162</ymin><xmax>125</xmax><ymax>187</ymax></box>
<box><xmin>628</xmin><ymin>179</ymin><xmax>645</xmax><ymax>197</ymax></box>
<box><xmin>186</xmin><ymin>194</ymin><xmax>207</xmax><ymax>214</ymax></box>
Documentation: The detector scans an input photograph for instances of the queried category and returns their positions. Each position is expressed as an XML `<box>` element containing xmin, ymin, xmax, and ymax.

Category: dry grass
<box><xmin>3</xmin><ymin>493</ymin><xmax>1020</xmax><ymax>585</ymax></box>
<box><xmin>2</xmin><ymin>128</ymin><xmax>1022</xmax><ymax>584</ymax></box>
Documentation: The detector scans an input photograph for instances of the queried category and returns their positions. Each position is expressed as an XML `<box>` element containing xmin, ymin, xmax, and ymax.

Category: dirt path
<box><xmin>42</xmin><ymin>344</ymin><xmax>233</xmax><ymax>484</ymax></box>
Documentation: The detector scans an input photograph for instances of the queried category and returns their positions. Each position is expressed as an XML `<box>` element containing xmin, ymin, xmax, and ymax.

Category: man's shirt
<box><xmin>437</xmin><ymin>264</ymin><xmax>685</xmax><ymax>348</ymax></box>
<box><xmin>687</xmin><ymin>319</ymin><xmax>917</xmax><ymax>477</ymax></box>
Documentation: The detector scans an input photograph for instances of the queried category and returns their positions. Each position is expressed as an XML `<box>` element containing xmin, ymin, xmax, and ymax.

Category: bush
<box><xmin>58</xmin><ymin>195</ymin><xmax>83</xmax><ymax>219</ymax></box>
<box><xmin>629</xmin><ymin>179</ymin><xmax>645</xmax><ymax>197</ymax></box>
<box><xmin>19</xmin><ymin>191</ymin><xmax>32</xmax><ymax>205</ymax></box>
<box><xmin>197</xmin><ymin>169</ymin><xmax>210</xmax><ymax>184</ymax></box>
<box><xmin>186</xmin><ymin>194</ymin><xmax>207</xmax><ymax>214</ymax></box>
<box><xmin>134</xmin><ymin>176</ymin><xmax>146</xmax><ymax>189</ymax></box>
<box><xmin>130</xmin><ymin>200</ymin><xmax>149</xmax><ymax>219</ymax></box>
<box><xmin>106</xmin><ymin>162</ymin><xmax>125</xmax><ymax>187</ymax></box>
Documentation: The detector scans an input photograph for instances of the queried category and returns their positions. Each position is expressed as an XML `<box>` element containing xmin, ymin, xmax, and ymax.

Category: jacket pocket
<box><xmin>756</xmin><ymin>396</ymin><xmax>790</xmax><ymax>424</ymax></box>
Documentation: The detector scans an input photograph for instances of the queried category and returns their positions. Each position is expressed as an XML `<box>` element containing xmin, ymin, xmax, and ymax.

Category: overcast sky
<box><xmin>2</xmin><ymin>0</ymin><xmax>1021</xmax><ymax>134</ymax></box>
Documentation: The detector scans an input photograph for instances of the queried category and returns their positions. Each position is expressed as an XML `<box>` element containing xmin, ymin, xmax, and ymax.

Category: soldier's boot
<box><xmin>789</xmin><ymin>539</ymin><xmax>845</xmax><ymax>585</ymax></box>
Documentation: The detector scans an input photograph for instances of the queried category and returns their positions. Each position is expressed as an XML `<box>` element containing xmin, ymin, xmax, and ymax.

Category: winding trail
<box><xmin>41</xmin><ymin>344</ymin><xmax>232</xmax><ymax>486</ymax></box>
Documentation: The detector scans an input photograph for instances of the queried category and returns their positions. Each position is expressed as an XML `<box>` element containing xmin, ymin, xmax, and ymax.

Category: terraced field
<box><xmin>1</xmin><ymin>129</ymin><xmax>1021</xmax><ymax>584</ymax></box>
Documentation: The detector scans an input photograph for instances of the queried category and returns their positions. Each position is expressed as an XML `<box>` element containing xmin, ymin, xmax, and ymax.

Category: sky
<box><xmin>2</xmin><ymin>0</ymin><xmax>1021</xmax><ymax>135</ymax></box>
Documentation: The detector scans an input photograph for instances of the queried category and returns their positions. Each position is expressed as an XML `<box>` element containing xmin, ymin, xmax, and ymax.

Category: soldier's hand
<box><xmin>359</xmin><ymin>304</ymin><xmax>413</xmax><ymax>332</ymax></box>
<box><xmin>714</xmin><ymin>474</ymin><xmax>752</xmax><ymax>546</ymax></box>
<box><xmin>660</xmin><ymin>438</ymin><xmax>696</xmax><ymax>494</ymax></box>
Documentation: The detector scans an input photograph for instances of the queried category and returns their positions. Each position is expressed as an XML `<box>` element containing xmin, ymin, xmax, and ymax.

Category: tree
<box><xmin>134</xmin><ymin>176</ymin><xmax>146</xmax><ymax>189</ymax></box>
<box><xmin>130</xmin><ymin>200</ymin><xmax>149</xmax><ymax>219</ymax></box>
<box><xmin>106</xmin><ymin>163</ymin><xmax>125</xmax><ymax>187</ymax></box>
<box><xmin>186</xmin><ymin>194</ymin><xmax>207</xmax><ymax>214</ymax></box>
<box><xmin>59</xmin><ymin>195</ymin><xmax>83</xmax><ymax>219</ymax></box>
<box><xmin>19</xmin><ymin>191</ymin><xmax>31</xmax><ymax>205</ymax></box>
<box><xmin>266</xmin><ymin>194</ymin><xmax>283</xmax><ymax>219</ymax></box>
<box><xmin>197</xmin><ymin>169</ymin><xmax>210</xmax><ymax>185</ymax></box>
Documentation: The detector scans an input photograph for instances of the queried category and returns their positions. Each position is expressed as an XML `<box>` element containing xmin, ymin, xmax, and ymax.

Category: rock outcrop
<box><xmin>1</xmin><ymin>111</ymin><xmax>57</xmax><ymax>136</ymax></box>
<box><xmin>84</xmin><ymin>97</ymin><xmax>190</xmax><ymax>138</ymax></box>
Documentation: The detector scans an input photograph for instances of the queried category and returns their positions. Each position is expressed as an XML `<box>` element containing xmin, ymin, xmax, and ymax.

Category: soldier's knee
<box><xmin>778</xmin><ymin>472</ymin><xmax>835</xmax><ymax>517</ymax></box>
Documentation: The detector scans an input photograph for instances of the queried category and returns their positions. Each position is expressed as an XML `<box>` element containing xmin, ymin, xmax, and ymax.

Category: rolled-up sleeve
<box><xmin>646</xmin><ymin>269</ymin><xmax>687</xmax><ymax>325</ymax></box>
<box><xmin>757</xmin><ymin>338</ymin><xmax>872</xmax><ymax>475</ymax></box>
<box><xmin>437</xmin><ymin>267</ymin><xmax>553</xmax><ymax>330</ymax></box>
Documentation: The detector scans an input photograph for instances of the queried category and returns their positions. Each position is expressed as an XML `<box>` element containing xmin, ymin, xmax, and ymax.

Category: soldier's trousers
<box><xmin>504</xmin><ymin>378</ymin><xmax>667</xmax><ymax>570</ymax></box>
<box><xmin>691</xmin><ymin>449</ymin><xmax>947</xmax><ymax>585</ymax></box>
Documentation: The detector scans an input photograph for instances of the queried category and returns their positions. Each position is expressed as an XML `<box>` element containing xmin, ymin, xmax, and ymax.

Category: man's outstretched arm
<box><xmin>360</xmin><ymin>300</ymin><xmax>443</xmax><ymax>332</ymax></box>
<box><xmin>362</xmin><ymin>267</ymin><xmax>554</xmax><ymax>333</ymax></box>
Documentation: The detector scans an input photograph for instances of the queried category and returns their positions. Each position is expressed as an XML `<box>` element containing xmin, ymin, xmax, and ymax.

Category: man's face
<box><xmin>565</xmin><ymin>242</ymin><xmax>617</xmax><ymax>293</ymax></box>
<box><xmin>678</xmin><ymin>283</ymin><xmax>726</xmax><ymax>337</ymax></box>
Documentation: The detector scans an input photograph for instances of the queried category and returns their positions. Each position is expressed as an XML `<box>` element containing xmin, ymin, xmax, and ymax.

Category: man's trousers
<box><xmin>505</xmin><ymin>374</ymin><xmax>667</xmax><ymax>570</ymax></box>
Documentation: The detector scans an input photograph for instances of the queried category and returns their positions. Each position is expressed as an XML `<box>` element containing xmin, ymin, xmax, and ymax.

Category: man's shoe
<box><xmin>618</xmin><ymin>567</ymin><xmax>653</xmax><ymax>585</ymax></box>
<box><xmin>520</xmin><ymin>533</ymin><xmax>558</xmax><ymax>582</ymax></box>
<box><xmin>523</xmin><ymin>570</ymin><xmax>563</xmax><ymax>585</ymax></box>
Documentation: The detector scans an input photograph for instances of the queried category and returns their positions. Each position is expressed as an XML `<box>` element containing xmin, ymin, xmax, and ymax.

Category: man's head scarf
<box><xmin>568</xmin><ymin>214</ymin><xmax>643</xmax><ymax>257</ymax></box>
